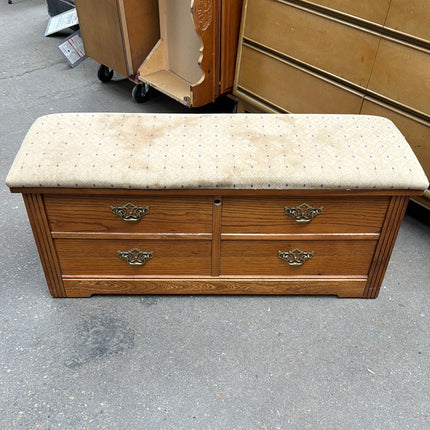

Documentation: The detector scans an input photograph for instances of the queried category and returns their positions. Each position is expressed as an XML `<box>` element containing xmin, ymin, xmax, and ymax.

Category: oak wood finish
<box><xmin>63</xmin><ymin>278</ymin><xmax>367</xmax><ymax>298</ymax></box>
<box><xmin>221</xmin><ymin>196</ymin><xmax>389</xmax><ymax>234</ymax></box>
<box><xmin>16</xmin><ymin>189</ymin><xmax>416</xmax><ymax>298</ymax></box>
<box><xmin>54</xmin><ymin>239</ymin><xmax>212</xmax><ymax>276</ymax></box>
<box><xmin>220</xmin><ymin>0</ymin><xmax>244</xmax><ymax>93</ymax></box>
<box><xmin>220</xmin><ymin>239</ymin><xmax>378</xmax><ymax>276</ymax></box>
<box><xmin>190</xmin><ymin>0</ymin><xmax>220</xmax><ymax>107</ymax></box>
<box><xmin>44</xmin><ymin>195</ymin><xmax>213</xmax><ymax>234</ymax></box>
<box><xmin>22</xmin><ymin>194</ymin><xmax>66</xmax><ymax>297</ymax></box>
<box><xmin>364</xmin><ymin>195</ymin><xmax>409</xmax><ymax>298</ymax></box>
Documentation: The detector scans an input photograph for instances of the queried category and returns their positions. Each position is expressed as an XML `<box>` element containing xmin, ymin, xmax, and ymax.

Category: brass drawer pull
<box><xmin>278</xmin><ymin>249</ymin><xmax>314</xmax><ymax>266</ymax></box>
<box><xmin>284</xmin><ymin>203</ymin><xmax>323</xmax><ymax>223</ymax></box>
<box><xmin>117</xmin><ymin>248</ymin><xmax>153</xmax><ymax>266</ymax></box>
<box><xmin>110</xmin><ymin>202</ymin><xmax>150</xmax><ymax>222</ymax></box>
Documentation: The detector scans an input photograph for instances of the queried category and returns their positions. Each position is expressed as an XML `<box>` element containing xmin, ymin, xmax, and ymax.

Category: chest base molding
<box><xmin>62</xmin><ymin>278</ymin><xmax>368</xmax><ymax>298</ymax></box>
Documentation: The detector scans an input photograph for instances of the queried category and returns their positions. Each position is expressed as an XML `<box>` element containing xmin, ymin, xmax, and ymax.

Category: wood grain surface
<box><xmin>221</xmin><ymin>196</ymin><xmax>389</xmax><ymax>234</ymax></box>
<box><xmin>44</xmin><ymin>195</ymin><xmax>213</xmax><ymax>234</ymax></box>
<box><xmin>16</xmin><ymin>189</ymin><xmax>417</xmax><ymax>298</ymax></box>
<box><xmin>54</xmin><ymin>239</ymin><xmax>212</xmax><ymax>276</ymax></box>
<box><xmin>219</xmin><ymin>239</ymin><xmax>377</xmax><ymax>276</ymax></box>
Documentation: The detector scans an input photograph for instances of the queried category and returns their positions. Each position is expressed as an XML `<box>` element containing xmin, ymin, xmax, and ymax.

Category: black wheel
<box><xmin>97</xmin><ymin>65</ymin><xmax>114</xmax><ymax>83</ymax></box>
<box><xmin>131</xmin><ymin>83</ymin><xmax>150</xmax><ymax>103</ymax></box>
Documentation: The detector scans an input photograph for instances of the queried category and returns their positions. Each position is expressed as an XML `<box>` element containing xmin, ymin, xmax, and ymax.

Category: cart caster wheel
<box><xmin>97</xmin><ymin>65</ymin><xmax>113</xmax><ymax>82</ymax></box>
<box><xmin>132</xmin><ymin>83</ymin><xmax>150</xmax><ymax>103</ymax></box>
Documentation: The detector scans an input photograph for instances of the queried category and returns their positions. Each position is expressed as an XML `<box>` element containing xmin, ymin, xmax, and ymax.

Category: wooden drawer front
<box><xmin>55</xmin><ymin>239</ymin><xmax>211</xmax><ymax>276</ymax></box>
<box><xmin>44</xmin><ymin>195</ymin><xmax>213</xmax><ymax>233</ymax></box>
<box><xmin>368</xmin><ymin>39</ymin><xmax>430</xmax><ymax>116</ymax></box>
<box><xmin>299</xmin><ymin>0</ymin><xmax>390</xmax><ymax>24</ymax></box>
<box><xmin>222</xmin><ymin>197</ymin><xmax>389</xmax><ymax>234</ymax></box>
<box><xmin>237</xmin><ymin>45</ymin><xmax>363</xmax><ymax>113</ymax></box>
<box><xmin>385</xmin><ymin>0</ymin><xmax>430</xmax><ymax>43</ymax></box>
<box><xmin>244</xmin><ymin>0</ymin><xmax>380</xmax><ymax>87</ymax></box>
<box><xmin>361</xmin><ymin>99</ymin><xmax>430</xmax><ymax>178</ymax></box>
<box><xmin>220</xmin><ymin>240</ymin><xmax>377</xmax><ymax>276</ymax></box>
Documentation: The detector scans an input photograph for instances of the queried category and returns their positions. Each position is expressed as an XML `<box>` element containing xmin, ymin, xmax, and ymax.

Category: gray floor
<box><xmin>1</xmin><ymin>1</ymin><xmax>429</xmax><ymax>429</ymax></box>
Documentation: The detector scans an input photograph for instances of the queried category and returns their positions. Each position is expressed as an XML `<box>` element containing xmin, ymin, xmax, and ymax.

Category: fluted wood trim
<box><xmin>22</xmin><ymin>194</ymin><xmax>65</xmax><ymax>297</ymax></box>
<box><xmin>364</xmin><ymin>195</ymin><xmax>409</xmax><ymax>298</ymax></box>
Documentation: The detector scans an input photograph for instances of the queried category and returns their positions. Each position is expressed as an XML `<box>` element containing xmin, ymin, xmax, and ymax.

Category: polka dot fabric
<box><xmin>6</xmin><ymin>113</ymin><xmax>429</xmax><ymax>191</ymax></box>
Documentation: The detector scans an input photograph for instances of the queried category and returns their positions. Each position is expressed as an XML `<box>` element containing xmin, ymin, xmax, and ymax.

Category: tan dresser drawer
<box><xmin>368</xmin><ymin>39</ymin><xmax>430</xmax><ymax>116</ymax></box>
<box><xmin>55</xmin><ymin>239</ymin><xmax>212</xmax><ymax>276</ymax></box>
<box><xmin>44</xmin><ymin>195</ymin><xmax>213</xmax><ymax>233</ymax></box>
<box><xmin>222</xmin><ymin>197</ymin><xmax>389</xmax><ymax>234</ymax></box>
<box><xmin>237</xmin><ymin>45</ymin><xmax>363</xmax><ymax>113</ymax></box>
<box><xmin>361</xmin><ymin>98</ymin><xmax>430</xmax><ymax>179</ymax></box>
<box><xmin>220</xmin><ymin>239</ymin><xmax>377</xmax><ymax>276</ymax></box>
<box><xmin>244</xmin><ymin>0</ymin><xmax>380</xmax><ymax>87</ymax></box>
<box><xmin>300</xmin><ymin>0</ymin><xmax>390</xmax><ymax>24</ymax></box>
<box><xmin>385</xmin><ymin>0</ymin><xmax>430</xmax><ymax>43</ymax></box>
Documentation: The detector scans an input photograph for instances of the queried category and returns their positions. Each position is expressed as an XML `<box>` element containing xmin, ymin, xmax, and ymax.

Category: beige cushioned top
<box><xmin>6</xmin><ymin>113</ymin><xmax>429</xmax><ymax>191</ymax></box>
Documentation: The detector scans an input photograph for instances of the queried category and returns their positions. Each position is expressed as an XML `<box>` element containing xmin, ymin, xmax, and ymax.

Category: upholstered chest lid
<box><xmin>6</xmin><ymin>113</ymin><xmax>429</xmax><ymax>191</ymax></box>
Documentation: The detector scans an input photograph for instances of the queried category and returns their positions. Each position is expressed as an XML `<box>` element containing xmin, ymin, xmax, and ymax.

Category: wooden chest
<box><xmin>6</xmin><ymin>114</ymin><xmax>428</xmax><ymax>298</ymax></box>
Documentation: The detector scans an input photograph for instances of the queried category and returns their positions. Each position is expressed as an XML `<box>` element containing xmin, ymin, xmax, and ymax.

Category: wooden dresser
<box><xmin>76</xmin><ymin>0</ymin><xmax>243</xmax><ymax>107</ymax></box>
<box><xmin>234</xmin><ymin>0</ymin><xmax>430</xmax><ymax>208</ymax></box>
<box><xmin>6</xmin><ymin>114</ymin><xmax>428</xmax><ymax>298</ymax></box>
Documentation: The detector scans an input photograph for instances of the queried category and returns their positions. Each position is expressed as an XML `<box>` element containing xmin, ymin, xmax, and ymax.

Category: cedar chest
<box><xmin>6</xmin><ymin>113</ymin><xmax>429</xmax><ymax>298</ymax></box>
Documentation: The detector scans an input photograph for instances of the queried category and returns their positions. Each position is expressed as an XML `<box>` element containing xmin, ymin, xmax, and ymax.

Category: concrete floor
<box><xmin>1</xmin><ymin>1</ymin><xmax>429</xmax><ymax>429</ymax></box>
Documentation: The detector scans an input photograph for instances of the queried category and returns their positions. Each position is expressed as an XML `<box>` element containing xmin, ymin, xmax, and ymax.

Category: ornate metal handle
<box><xmin>284</xmin><ymin>203</ymin><xmax>323</xmax><ymax>223</ymax></box>
<box><xmin>278</xmin><ymin>249</ymin><xmax>314</xmax><ymax>266</ymax></box>
<box><xmin>117</xmin><ymin>248</ymin><xmax>153</xmax><ymax>266</ymax></box>
<box><xmin>110</xmin><ymin>202</ymin><xmax>149</xmax><ymax>222</ymax></box>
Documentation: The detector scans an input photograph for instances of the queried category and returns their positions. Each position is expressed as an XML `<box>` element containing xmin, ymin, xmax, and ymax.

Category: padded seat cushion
<box><xmin>6</xmin><ymin>113</ymin><xmax>429</xmax><ymax>190</ymax></box>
